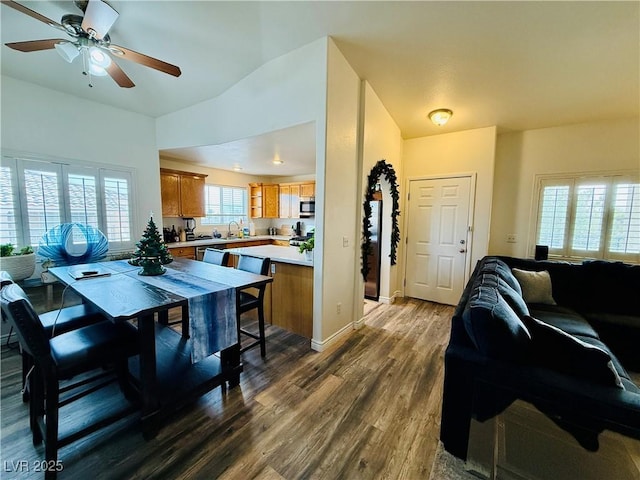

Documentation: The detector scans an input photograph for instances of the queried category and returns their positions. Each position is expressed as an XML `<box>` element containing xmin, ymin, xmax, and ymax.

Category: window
<box><xmin>202</xmin><ymin>184</ymin><xmax>247</xmax><ymax>225</ymax></box>
<box><xmin>535</xmin><ymin>173</ymin><xmax>639</xmax><ymax>261</ymax></box>
<box><xmin>1</xmin><ymin>155</ymin><xmax>135</xmax><ymax>252</ymax></box>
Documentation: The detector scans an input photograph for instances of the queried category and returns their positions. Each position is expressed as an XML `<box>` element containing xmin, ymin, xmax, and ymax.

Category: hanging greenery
<box><xmin>361</xmin><ymin>160</ymin><xmax>401</xmax><ymax>280</ymax></box>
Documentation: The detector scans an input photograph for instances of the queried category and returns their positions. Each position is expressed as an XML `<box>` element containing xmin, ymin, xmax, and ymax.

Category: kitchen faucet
<box><xmin>228</xmin><ymin>221</ymin><xmax>240</xmax><ymax>238</ymax></box>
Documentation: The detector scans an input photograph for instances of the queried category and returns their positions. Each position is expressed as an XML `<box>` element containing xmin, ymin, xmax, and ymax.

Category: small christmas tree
<box><xmin>129</xmin><ymin>215</ymin><xmax>173</xmax><ymax>275</ymax></box>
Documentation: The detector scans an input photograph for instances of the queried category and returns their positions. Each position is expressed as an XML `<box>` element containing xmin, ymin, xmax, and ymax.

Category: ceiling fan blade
<box><xmin>109</xmin><ymin>44</ymin><xmax>182</xmax><ymax>77</ymax></box>
<box><xmin>0</xmin><ymin>0</ymin><xmax>63</xmax><ymax>29</ymax></box>
<box><xmin>81</xmin><ymin>0</ymin><xmax>119</xmax><ymax>40</ymax></box>
<box><xmin>5</xmin><ymin>39</ymin><xmax>67</xmax><ymax>52</ymax></box>
<box><xmin>106</xmin><ymin>60</ymin><xmax>134</xmax><ymax>88</ymax></box>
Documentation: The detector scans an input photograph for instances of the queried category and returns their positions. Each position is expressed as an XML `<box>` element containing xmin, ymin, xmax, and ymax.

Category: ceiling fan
<box><xmin>1</xmin><ymin>0</ymin><xmax>181</xmax><ymax>88</ymax></box>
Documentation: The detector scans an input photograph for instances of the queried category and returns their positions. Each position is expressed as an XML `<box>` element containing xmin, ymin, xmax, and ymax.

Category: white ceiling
<box><xmin>2</xmin><ymin>1</ymin><xmax>638</xmax><ymax>175</ymax></box>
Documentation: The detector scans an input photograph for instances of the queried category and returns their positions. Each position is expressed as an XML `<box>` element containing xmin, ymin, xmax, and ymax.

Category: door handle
<box><xmin>459</xmin><ymin>249</ymin><xmax>466</xmax><ymax>253</ymax></box>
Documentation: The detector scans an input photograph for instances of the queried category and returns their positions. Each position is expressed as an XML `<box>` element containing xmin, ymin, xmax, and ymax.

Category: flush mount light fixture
<box><xmin>272</xmin><ymin>156</ymin><xmax>284</xmax><ymax>165</ymax></box>
<box><xmin>232</xmin><ymin>165</ymin><xmax>243</xmax><ymax>172</ymax></box>
<box><xmin>428</xmin><ymin>108</ymin><xmax>453</xmax><ymax>126</ymax></box>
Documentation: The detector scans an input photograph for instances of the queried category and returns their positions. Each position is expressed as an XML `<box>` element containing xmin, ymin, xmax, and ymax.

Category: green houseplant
<box><xmin>0</xmin><ymin>243</ymin><xmax>36</xmax><ymax>281</ymax></box>
<box><xmin>298</xmin><ymin>236</ymin><xmax>314</xmax><ymax>260</ymax></box>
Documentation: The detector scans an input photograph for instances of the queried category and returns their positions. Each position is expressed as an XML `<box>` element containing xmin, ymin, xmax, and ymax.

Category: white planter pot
<box><xmin>304</xmin><ymin>250</ymin><xmax>313</xmax><ymax>261</ymax></box>
<box><xmin>0</xmin><ymin>253</ymin><xmax>36</xmax><ymax>281</ymax></box>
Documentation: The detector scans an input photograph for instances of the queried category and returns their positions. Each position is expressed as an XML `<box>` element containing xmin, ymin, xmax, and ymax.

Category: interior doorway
<box><xmin>404</xmin><ymin>175</ymin><xmax>472</xmax><ymax>305</ymax></box>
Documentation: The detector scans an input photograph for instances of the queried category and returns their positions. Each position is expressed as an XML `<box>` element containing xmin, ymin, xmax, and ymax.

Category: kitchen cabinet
<box><xmin>160</xmin><ymin>168</ymin><xmax>207</xmax><ymax>217</ymax></box>
<box><xmin>249</xmin><ymin>183</ymin><xmax>279</xmax><ymax>219</ymax></box>
<box><xmin>300</xmin><ymin>182</ymin><xmax>315</xmax><ymax>198</ymax></box>
<box><xmin>272</xmin><ymin>240</ymin><xmax>290</xmax><ymax>247</ymax></box>
<box><xmin>271</xmin><ymin>261</ymin><xmax>313</xmax><ymax>338</ymax></box>
<box><xmin>169</xmin><ymin>246</ymin><xmax>196</xmax><ymax>259</ymax></box>
<box><xmin>278</xmin><ymin>183</ymin><xmax>301</xmax><ymax>219</ymax></box>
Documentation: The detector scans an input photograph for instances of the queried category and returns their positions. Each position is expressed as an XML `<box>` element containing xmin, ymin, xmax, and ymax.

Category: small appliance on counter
<box><xmin>184</xmin><ymin>217</ymin><xmax>196</xmax><ymax>241</ymax></box>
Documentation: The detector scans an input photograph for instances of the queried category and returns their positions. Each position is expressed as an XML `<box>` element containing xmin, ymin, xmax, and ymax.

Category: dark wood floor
<box><xmin>1</xmin><ymin>297</ymin><xmax>453</xmax><ymax>480</ymax></box>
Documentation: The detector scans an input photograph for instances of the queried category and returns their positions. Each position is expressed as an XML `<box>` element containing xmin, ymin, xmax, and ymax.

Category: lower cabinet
<box><xmin>169</xmin><ymin>246</ymin><xmax>195</xmax><ymax>260</ymax></box>
<box><xmin>270</xmin><ymin>262</ymin><xmax>313</xmax><ymax>338</ymax></box>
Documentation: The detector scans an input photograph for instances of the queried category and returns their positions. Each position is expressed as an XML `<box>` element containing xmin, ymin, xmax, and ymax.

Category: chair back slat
<box><xmin>0</xmin><ymin>284</ymin><xmax>51</xmax><ymax>362</ymax></box>
<box><xmin>203</xmin><ymin>248</ymin><xmax>230</xmax><ymax>266</ymax></box>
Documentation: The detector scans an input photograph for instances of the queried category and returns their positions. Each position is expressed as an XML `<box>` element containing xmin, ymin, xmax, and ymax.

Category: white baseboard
<box><xmin>311</xmin><ymin>321</ymin><xmax>354</xmax><ymax>352</ymax></box>
<box><xmin>379</xmin><ymin>290</ymin><xmax>401</xmax><ymax>305</ymax></box>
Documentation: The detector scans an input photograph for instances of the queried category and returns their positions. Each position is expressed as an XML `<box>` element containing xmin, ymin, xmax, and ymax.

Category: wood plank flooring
<box><xmin>0</xmin><ymin>298</ymin><xmax>453</xmax><ymax>480</ymax></box>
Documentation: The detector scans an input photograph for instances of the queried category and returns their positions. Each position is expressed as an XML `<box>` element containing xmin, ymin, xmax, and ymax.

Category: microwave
<box><xmin>299</xmin><ymin>197</ymin><xmax>315</xmax><ymax>218</ymax></box>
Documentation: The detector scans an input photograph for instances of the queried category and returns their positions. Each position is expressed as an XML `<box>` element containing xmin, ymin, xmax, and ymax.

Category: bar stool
<box><xmin>0</xmin><ymin>283</ymin><xmax>140</xmax><ymax>480</ymax></box>
<box><xmin>236</xmin><ymin>255</ymin><xmax>271</xmax><ymax>357</ymax></box>
<box><xmin>202</xmin><ymin>248</ymin><xmax>230</xmax><ymax>266</ymax></box>
<box><xmin>1</xmin><ymin>271</ymin><xmax>106</xmax><ymax>402</ymax></box>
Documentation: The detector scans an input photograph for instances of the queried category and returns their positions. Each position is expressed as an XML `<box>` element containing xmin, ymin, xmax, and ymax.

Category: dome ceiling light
<box><xmin>428</xmin><ymin>108</ymin><xmax>453</xmax><ymax>126</ymax></box>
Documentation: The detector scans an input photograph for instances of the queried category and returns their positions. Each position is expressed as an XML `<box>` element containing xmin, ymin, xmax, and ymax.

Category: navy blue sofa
<box><xmin>440</xmin><ymin>256</ymin><xmax>640</xmax><ymax>460</ymax></box>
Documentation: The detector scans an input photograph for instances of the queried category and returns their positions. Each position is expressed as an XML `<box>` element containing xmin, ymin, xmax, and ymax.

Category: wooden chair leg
<box><xmin>258</xmin><ymin>305</ymin><xmax>266</xmax><ymax>358</ymax></box>
<box><xmin>44</xmin><ymin>377</ymin><xmax>59</xmax><ymax>480</ymax></box>
<box><xmin>30</xmin><ymin>369</ymin><xmax>43</xmax><ymax>445</ymax></box>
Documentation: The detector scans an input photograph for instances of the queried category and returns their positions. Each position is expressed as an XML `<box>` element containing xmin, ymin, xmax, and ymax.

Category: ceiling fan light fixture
<box><xmin>54</xmin><ymin>41</ymin><xmax>79</xmax><ymax>63</ymax></box>
<box><xmin>428</xmin><ymin>108</ymin><xmax>453</xmax><ymax>126</ymax></box>
<box><xmin>88</xmin><ymin>46</ymin><xmax>111</xmax><ymax>68</ymax></box>
<box><xmin>88</xmin><ymin>63</ymin><xmax>108</xmax><ymax>76</ymax></box>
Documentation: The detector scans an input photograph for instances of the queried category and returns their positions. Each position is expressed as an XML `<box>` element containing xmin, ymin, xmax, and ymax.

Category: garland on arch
<box><xmin>361</xmin><ymin>159</ymin><xmax>401</xmax><ymax>280</ymax></box>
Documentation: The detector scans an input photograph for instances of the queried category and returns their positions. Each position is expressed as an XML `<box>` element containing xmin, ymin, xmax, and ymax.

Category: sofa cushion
<box><xmin>480</xmin><ymin>258</ymin><xmax>522</xmax><ymax>296</ymax></box>
<box><xmin>513</xmin><ymin>268</ymin><xmax>556</xmax><ymax>305</ymax></box>
<box><xmin>463</xmin><ymin>286</ymin><xmax>531</xmax><ymax>361</ymax></box>
<box><xmin>498</xmin><ymin>279</ymin><xmax>529</xmax><ymax>318</ymax></box>
<box><xmin>528</xmin><ymin>307</ymin><xmax>600</xmax><ymax>339</ymax></box>
<box><xmin>572</xmin><ymin>334</ymin><xmax>633</xmax><ymax>383</ymax></box>
<box><xmin>582</xmin><ymin>312</ymin><xmax>640</xmax><ymax>329</ymax></box>
<box><xmin>522</xmin><ymin>315</ymin><xmax>624</xmax><ymax>389</ymax></box>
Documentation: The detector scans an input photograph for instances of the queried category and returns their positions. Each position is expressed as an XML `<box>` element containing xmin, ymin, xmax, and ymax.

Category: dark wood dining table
<box><xmin>49</xmin><ymin>257</ymin><xmax>272</xmax><ymax>437</ymax></box>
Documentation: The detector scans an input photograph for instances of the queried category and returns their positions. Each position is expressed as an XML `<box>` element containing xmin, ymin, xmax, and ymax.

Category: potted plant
<box><xmin>0</xmin><ymin>243</ymin><xmax>36</xmax><ymax>281</ymax></box>
<box><xmin>298</xmin><ymin>236</ymin><xmax>314</xmax><ymax>260</ymax></box>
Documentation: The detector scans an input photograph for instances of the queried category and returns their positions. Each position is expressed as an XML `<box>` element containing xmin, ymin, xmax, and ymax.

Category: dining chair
<box><xmin>236</xmin><ymin>255</ymin><xmax>271</xmax><ymax>357</ymax></box>
<box><xmin>202</xmin><ymin>248</ymin><xmax>230</xmax><ymax>266</ymax></box>
<box><xmin>0</xmin><ymin>283</ymin><xmax>140</xmax><ymax>480</ymax></box>
<box><xmin>0</xmin><ymin>270</ymin><xmax>106</xmax><ymax>402</ymax></box>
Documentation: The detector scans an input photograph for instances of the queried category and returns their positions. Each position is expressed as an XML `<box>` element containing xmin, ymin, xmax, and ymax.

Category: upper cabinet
<box><xmin>250</xmin><ymin>183</ymin><xmax>279</xmax><ymax>219</ymax></box>
<box><xmin>279</xmin><ymin>183</ymin><xmax>301</xmax><ymax>219</ymax></box>
<box><xmin>300</xmin><ymin>183</ymin><xmax>315</xmax><ymax>198</ymax></box>
<box><xmin>160</xmin><ymin>168</ymin><xmax>207</xmax><ymax>217</ymax></box>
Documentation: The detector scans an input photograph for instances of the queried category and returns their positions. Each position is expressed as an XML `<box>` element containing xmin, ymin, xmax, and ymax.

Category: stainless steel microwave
<box><xmin>300</xmin><ymin>197</ymin><xmax>315</xmax><ymax>218</ymax></box>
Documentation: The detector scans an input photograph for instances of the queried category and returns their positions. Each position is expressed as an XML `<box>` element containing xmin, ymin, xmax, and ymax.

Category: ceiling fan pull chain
<box><xmin>81</xmin><ymin>48</ymin><xmax>94</xmax><ymax>88</ymax></box>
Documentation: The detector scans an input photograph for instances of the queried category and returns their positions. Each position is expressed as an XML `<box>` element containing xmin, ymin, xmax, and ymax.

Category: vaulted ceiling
<box><xmin>2</xmin><ymin>1</ymin><xmax>638</xmax><ymax>173</ymax></box>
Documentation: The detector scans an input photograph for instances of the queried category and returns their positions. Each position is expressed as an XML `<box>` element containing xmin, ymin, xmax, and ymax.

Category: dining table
<box><xmin>49</xmin><ymin>257</ymin><xmax>273</xmax><ymax>437</ymax></box>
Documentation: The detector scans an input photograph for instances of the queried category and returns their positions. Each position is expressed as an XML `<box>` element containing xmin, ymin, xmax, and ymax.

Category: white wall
<box><xmin>359</xmin><ymin>81</ymin><xmax>403</xmax><ymax>306</ymax></box>
<box><xmin>1</xmin><ymin>75</ymin><xmax>160</xmax><ymax>237</ymax></box>
<box><xmin>156</xmin><ymin>39</ymin><xmax>327</xmax><ymax>151</ymax></box>
<box><xmin>403</xmin><ymin>127</ymin><xmax>498</xmax><ymax>273</ymax></box>
<box><xmin>314</xmin><ymin>39</ymin><xmax>361</xmax><ymax>346</ymax></box>
<box><xmin>490</xmin><ymin>118</ymin><xmax>640</xmax><ymax>258</ymax></box>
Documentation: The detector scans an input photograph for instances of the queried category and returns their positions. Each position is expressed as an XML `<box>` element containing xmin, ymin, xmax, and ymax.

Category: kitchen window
<box><xmin>1</xmin><ymin>155</ymin><xmax>135</xmax><ymax>252</ymax></box>
<box><xmin>534</xmin><ymin>172</ymin><xmax>639</xmax><ymax>262</ymax></box>
<box><xmin>202</xmin><ymin>184</ymin><xmax>247</xmax><ymax>225</ymax></box>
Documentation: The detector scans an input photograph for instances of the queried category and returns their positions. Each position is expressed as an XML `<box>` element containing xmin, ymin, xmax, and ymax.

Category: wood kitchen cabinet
<box><xmin>249</xmin><ymin>183</ymin><xmax>279</xmax><ymax>219</ymax></box>
<box><xmin>160</xmin><ymin>168</ymin><xmax>207</xmax><ymax>217</ymax></box>
<box><xmin>300</xmin><ymin>182</ymin><xmax>315</xmax><ymax>198</ymax></box>
<box><xmin>279</xmin><ymin>183</ymin><xmax>301</xmax><ymax>219</ymax></box>
<box><xmin>168</xmin><ymin>246</ymin><xmax>196</xmax><ymax>259</ymax></box>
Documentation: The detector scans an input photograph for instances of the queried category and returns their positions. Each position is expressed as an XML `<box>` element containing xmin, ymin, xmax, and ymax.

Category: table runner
<box><xmin>117</xmin><ymin>262</ymin><xmax>237</xmax><ymax>363</ymax></box>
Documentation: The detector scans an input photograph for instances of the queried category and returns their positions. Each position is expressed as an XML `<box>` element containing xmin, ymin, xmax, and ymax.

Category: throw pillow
<box><xmin>512</xmin><ymin>268</ymin><xmax>556</xmax><ymax>305</ymax></box>
<box><xmin>521</xmin><ymin>315</ymin><xmax>624</xmax><ymax>389</ymax></box>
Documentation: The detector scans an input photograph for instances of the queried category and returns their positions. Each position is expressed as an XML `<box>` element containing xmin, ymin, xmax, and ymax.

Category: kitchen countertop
<box><xmin>166</xmin><ymin>235</ymin><xmax>290</xmax><ymax>249</ymax></box>
<box><xmin>225</xmin><ymin>245</ymin><xmax>313</xmax><ymax>267</ymax></box>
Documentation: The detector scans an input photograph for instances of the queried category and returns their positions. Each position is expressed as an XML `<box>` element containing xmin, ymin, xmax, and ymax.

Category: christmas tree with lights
<box><xmin>129</xmin><ymin>215</ymin><xmax>173</xmax><ymax>275</ymax></box>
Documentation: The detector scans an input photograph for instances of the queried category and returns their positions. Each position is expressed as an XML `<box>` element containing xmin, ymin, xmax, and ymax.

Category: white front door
<box><xmin>405</xmin><ymin>176</ymin><xmax>471</xmax><ymax>305</ymax></box>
